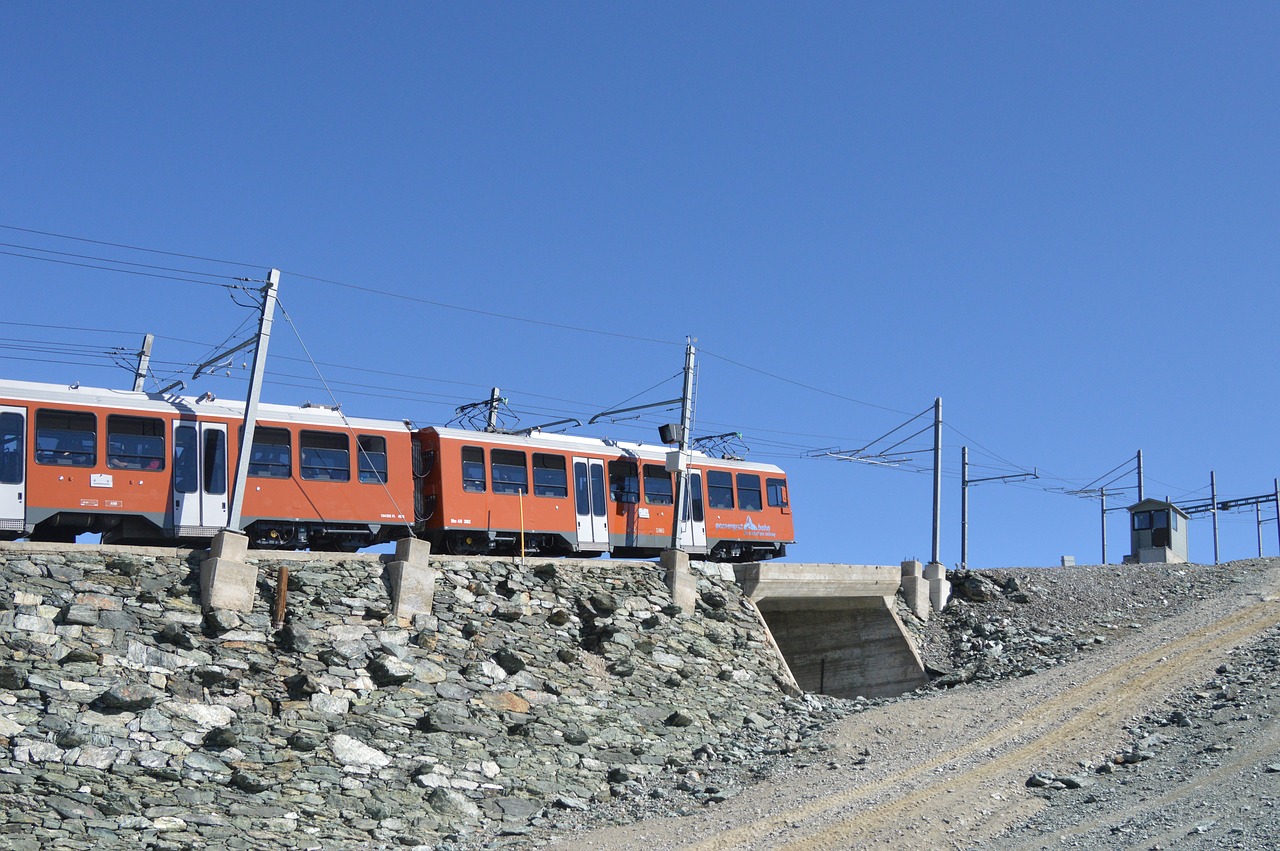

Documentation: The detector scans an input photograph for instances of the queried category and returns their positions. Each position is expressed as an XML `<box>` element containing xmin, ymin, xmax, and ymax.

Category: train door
<box><xmin>573</xmin><ymin>457</ymin><xmax>608</xmax><ymax>551</ymax></box>
<box><xmin>679</xmin><ymin>471</ymin><xmax>707</xmax><ymax>550</ymax></box>
<box><xmin>0</xmin><ymin>406</ymin><xmax>26</xmax><ymax>534</ymax></box>
<box><xmin>172</xmin><ymin>421</ymin><xmax>229</xmax><ymax>534</ymax></box>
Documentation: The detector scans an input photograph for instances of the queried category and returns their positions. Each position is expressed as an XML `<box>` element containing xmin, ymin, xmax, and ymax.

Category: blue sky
<box><xmin>4</xmin><ymin>4</ymin><xmax>1278</xmax><ymax>566</ymax></box>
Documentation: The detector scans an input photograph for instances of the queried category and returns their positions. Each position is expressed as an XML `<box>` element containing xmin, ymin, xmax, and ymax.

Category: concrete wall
<box><xmin>733</xmin><ymin>562</ymin><xmax>931</xmax><ymax>700</ymax></box>
<box><xmin>755</xmin><ymin>596</ymin><xmax>928</xmax><ymax>699</ymax></box>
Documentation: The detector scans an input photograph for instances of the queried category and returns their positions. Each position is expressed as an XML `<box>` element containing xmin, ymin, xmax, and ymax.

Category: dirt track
<box><xmin>539</xmin><ymin>561</ymin><xmax>1280</xmax><ymax>850</ymax></box>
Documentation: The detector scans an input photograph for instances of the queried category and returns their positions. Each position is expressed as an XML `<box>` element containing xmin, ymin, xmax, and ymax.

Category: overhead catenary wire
<box><xmin>0</xmin><ymin>223</ymin><xmax>1245</xmax><ymax>516</ymax></box>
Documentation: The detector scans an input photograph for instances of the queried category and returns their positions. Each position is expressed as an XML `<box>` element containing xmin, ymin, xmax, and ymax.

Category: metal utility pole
<box><xmin>132</xmin><ymin>334</ymin><xmax>154</xmax><ymax>392</ymax></box>
<box><xmin>1101</xmin><ymin>488</ymin><xmax>1108</xmax><ymax>565</ymax></box>
<box><xmin>960</xmin><ymin>445</ymin><xmax>1037</xmax><ymax>570</ymax></box>
<box><xmin>1136</xmin><ymin>450</ymin><xmax>1145</xmax><ymax>502</ymax></box>
<box><xmin>1210</xmin><ymin>471</ymin><xmax>1220</xmax><ymax>565</ymax></box>
<box><xmin>227</xmin><ymin>269</ymin><xmax>280</xmax><ymax>532</ymax></box>
<box><xmin>1275</xmin><ymin>479</ymin><xmax>1279</xmax><ymax>555</ymax></box>
<box><xmin>961</xmin><ymin>446</ymin><xmax>968</xmax><ymax>570</ymax></box>
<box><xmin>1257</xmin><ymin>502</ymin><xmax>1264</xmax><ymax>557</ymax></box>
<box><xmin>669</xmin><ymin>339</ymin><xmax>696</xmax><ymax>550</ymax></box>
<box><xmin>931</xmin><ymin>398</ymin><xmax>942</xmax><ymax>566</ymax></box>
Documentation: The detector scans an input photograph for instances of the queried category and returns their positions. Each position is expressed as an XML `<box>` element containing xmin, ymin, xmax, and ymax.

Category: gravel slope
<box><xmin>499</xmin><ymin>558</ymin><xmax>1280</xmax><ymax>850</ymax></box>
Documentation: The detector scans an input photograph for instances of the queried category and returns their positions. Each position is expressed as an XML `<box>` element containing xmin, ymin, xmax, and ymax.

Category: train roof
<box><xmin>422</xmin><ymin>425</ymin><xmax>787</xmax><ymax>474</ymax></box>
<box><xmin>0</xmin><ymin>377</ymin><xmax>412</xmax><ymax>433</ymax></box>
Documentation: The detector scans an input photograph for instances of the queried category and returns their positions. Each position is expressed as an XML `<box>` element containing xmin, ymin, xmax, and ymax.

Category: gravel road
<box><xmin>501</xmin><ymin>558</ymin><xmax>1280</xmax><ymax>850</ymax></box>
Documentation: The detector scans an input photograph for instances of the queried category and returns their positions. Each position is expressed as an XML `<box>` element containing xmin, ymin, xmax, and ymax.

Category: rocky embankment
<box><xmin>0</xmin><ymin>545</ymin><xmax>850</xmax><ymax>850</ymax></box>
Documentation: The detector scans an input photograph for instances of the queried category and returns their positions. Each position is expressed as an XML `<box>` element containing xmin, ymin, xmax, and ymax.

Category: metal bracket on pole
<box><xmin>960</xmin><ymin>445</ymin><xmax>1037</xmax><ymax>570</ymax></box>
<box><xmin>588</xmin><ymin>398</ymin><xmax>683</xmax><ymax>425</ymax></box>
<box><xmin>227</xmin><ymin>269</ymin><xmax>280</xmax><ymax>532</ymax></box>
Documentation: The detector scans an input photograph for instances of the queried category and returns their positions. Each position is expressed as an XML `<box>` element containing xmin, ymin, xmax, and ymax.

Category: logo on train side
<box><xmin>713</xmin><ymin>516</ymin><xmax>772</xmax><ymax>536</ymax></box>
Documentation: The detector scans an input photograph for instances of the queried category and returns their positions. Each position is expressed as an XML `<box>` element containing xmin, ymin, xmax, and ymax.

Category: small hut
<box><xmin>1124</xmin><ymin>498</ymin><xmax>1190</xmax><ymax>564</ymax></box>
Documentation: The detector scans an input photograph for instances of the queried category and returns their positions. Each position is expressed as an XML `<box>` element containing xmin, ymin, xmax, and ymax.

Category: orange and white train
<box><xmin>0</xmin><ymin>378</ymin><xmax>793</xmax><ymax>561</ymax></box>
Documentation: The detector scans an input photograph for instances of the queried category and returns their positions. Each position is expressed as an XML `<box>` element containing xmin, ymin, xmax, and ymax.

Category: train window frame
<box><xmin>203</xmin><ymin>429</ymin><xmax>227</xmax><ymax>495</ymax></box>
<box><xmin>737</xmin><ymin>473</ymin><xmax>763</xmax><ymax>512</ymax></box>
<box><xmin>491</xmin><ymin>448</ymin><xmax>528</xmax><ymax>495</ymax></box>
<box><xmin>357</xmin><ymin>434</ymin><xmax>388</xmax><ymax>484</ymax></box>
<box><xmin>35</xmin><ymin>409</ymin><xmax>97</xmax><ymax>467</ymax></box>
<box><xmin>689</xmin><ymin>473</ymin><xmax>704</xmax><ymax>523</ymax></box>
<box><xmin>532</xmin><ymin>453</ymin><xmax>568</xmax><ymax>498</ymax></box>
<box><xmin>107</xmin><ymin>415</ymin><xmax>166</xmax><ymax>471</ymax></box>
<box><xmin>643</xmin><ymin>464</ymin><xmax>673</xmax><ymax>505</ymax></box>
<box><xmin>706</xmin><ymin>470</ymin><xmax>734</xmax><ymax>509</ymax></box>
<box><xmin>0</xmin><ymin>411</ymin><xmax>24</xmax><ymax>485</ymax></box>
<box><xmin>766</xmin><ymin>477</ymin><xmax>788</xmax><ymax>508</ymax></box>
<box><xmin>246</xmin><ymin>426</ymin><xmax>292</xmax><ymax>479</ymax></box>
<box><xmin>461</xmin><ymin>446</ymin><xmax>486</xmax><ymax>492</ymax></box>
<box><xmin>301</xmin><ymin>431</ymin><xmax>351</xmax><ymax>482</ymax></box>
<box><xmin>608</xmin><ymin>460</ymin><xmax>640</xmax><ymax>504</ymax></box>
<box><xmin>174</xmin><ymin>425</ymin><xmax>199</xmax><ymax>494</ymax></box>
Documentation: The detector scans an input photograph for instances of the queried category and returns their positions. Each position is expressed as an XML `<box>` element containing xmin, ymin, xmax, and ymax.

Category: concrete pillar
<box><xmin>924</xmin><ymin>562</ymin><xmax>951</xmax><ymax>613</ymax></box>
<box><xmin>386</xmin><ymin>537</ymin><xmax>436</xmax><ymax>627</ymax></box>
<box><xmin>899</xmin><ymin>559</ymin><xmax>931</xmax><ymax>621</ymax></box>
<box><xmin>661</xmin><ymin>549</ymin><xmax>697</xmax><ymax>613</ymax></box>
<box><xmin>200</xmin><ymin>530</ymin><xmax>258</xmax><ymax>613</ymax></box>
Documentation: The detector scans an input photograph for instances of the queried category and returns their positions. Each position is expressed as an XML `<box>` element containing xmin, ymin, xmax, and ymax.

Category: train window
<box><xmin>301</xmin><ymin>431</ymin><xmax>350</xmax><ymax>482</ymax></box>
<box><xmin>706</xmin><ymin>470</ymin><xmax>734</xmax><ymax>509</ymax></box>
<box><xmin>462</xmin><ymin>446</ymin><xmax>485</xmax><ymax>492</ymax></box>
<box><xmin>204</xmin><ymin>429</ymin><xmax>227</xmax><ymax>495</ymax></box>
<box><xmin>533</xmin><ymin>453</ymin><xmax>568</xmax><ymax>498</ymax></box>
<box><xmin>491</xmin><ymin>449</ymin><xmax>527</xmax><ymax>495</ymax></box>
<box><xmin>107</xmin><ymin>415</ymin><xmax>166</xmax><ymax>471</ymax></box>
<box><xmin>644</xmin><ymin>464</ymin><xmax>673</xmax><ymax>505</ymax></box>
<box><xmin>767</xmin><ymin>477</ymin><xmax>788</xmax><ymax>508</ymax></box>
<box><xmin>0</xmin><ymin>412</ymin><xmax>23</xmax><ymax>485</ymax></box>
<box><xmin>357</xmin><ymin>435</ymin><xmax>388</xmax><ymax>484</ymax></box>
<box><xmin>35</xmin><ymin>409</ymin><xmax>96</xmax><ymax>467</ymax></box>
<box><xmin>737</xmin><ymin>473</ymin><xmax>763</xmax><ymax>511</ymax></box>
<box><xmin>174</xmin><ymin>426</ymin><xmax>198</xmax><ymax>494</ymax></box>
<box><xmin>247</xmin><ymin>427</ymin><xmax>291</xmax><ymax>478</ymax></box>
<box><xmin>609</xmin><ymin>461</ymin><xmax>639</xmax><ymax>503</ymax></box>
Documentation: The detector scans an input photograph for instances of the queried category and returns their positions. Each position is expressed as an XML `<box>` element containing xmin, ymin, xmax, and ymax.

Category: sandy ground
<box><xmin>528</xmin><ymin>560</ymin><xmax>1280</xmax><ymax>850</ymax></box>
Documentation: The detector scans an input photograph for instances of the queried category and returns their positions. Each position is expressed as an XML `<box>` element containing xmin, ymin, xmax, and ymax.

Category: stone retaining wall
<box><xmin>0</xmin><ymin>543</ymin><xmax>803</xmax><ymax>849</ymax></box>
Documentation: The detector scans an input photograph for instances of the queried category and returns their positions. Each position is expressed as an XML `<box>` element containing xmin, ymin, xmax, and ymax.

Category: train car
<box><xmin>413</xmin><ymin>426</ymin><xmax>793</xmax><ymax>561</ymax></box>
<box><xmin>0</xmin><ymin>378</ymin><xmax>415</xmax><ymax>550</ymax></box>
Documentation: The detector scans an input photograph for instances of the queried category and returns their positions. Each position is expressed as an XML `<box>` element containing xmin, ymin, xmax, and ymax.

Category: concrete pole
<box><xmin>132</xmin><ymin>333</ymin><xmax>154</xmax><ymax>392</ymax></box>
<box><xmin>486</xmin><ymin>387</ymin><xmax>502</xmax><ymax>432</ymax></box>
<box><xmin>1211</xmin><ymin>470</ymin><xmax>1219</xmax><ymax>565</ymax></box>
<box><xmin>960</xmin><ymin>446</ymin><xmax>968</xmax><ymax>570</ymax></box>
<box><xmin>669</xmin><ymin>339</ymin><xmax>696</xmax><ymax>550</ymax></box>
<box><xmin>931</xmin><ymin>397</ymin><xmax>942</xmax><ymax>567</ymax></box>
<box><xmin>228</xmin><ymin>269</ymin><xmax>280</xmax><ymax>532</ymax></box>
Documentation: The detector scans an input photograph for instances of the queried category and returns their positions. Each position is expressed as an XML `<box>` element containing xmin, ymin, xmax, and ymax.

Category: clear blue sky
<box><xmin>4</xmin><ymin>4</ymin><xmax>1278</xmax><ymax>566</ymax></box>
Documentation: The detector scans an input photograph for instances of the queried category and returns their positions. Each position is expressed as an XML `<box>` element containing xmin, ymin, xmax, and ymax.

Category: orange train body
<box><xmin>0</xmin><ymin>378</ymin><xmax>793</xmax><ymax>561</ymax></box>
